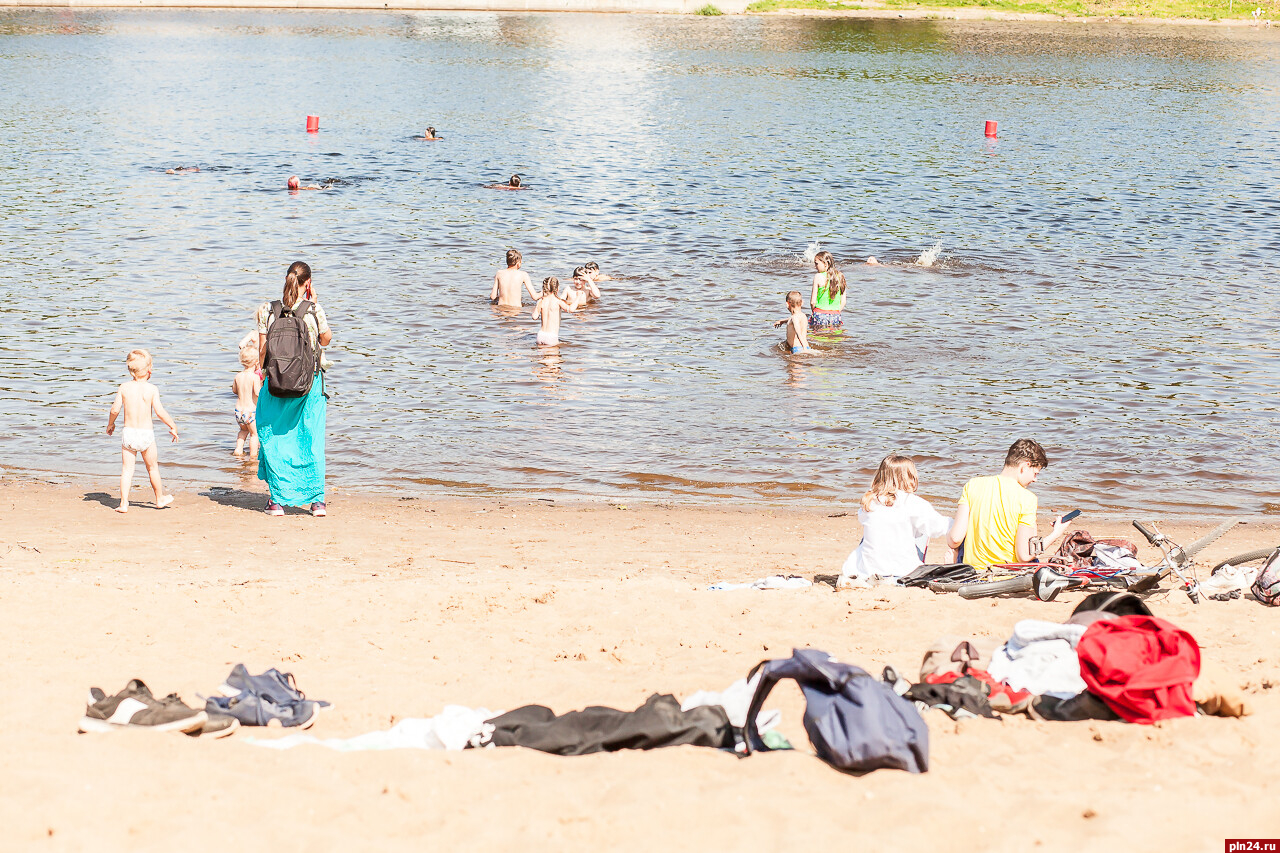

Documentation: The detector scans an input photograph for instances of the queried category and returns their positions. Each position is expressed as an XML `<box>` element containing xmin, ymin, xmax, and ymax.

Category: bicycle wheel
<box><xmin>958</xmin><ymin>575</ymin><xmax>1035</xmax><ymax>599</ymax></box>
<box><xmin>1211</xmin><ymin>547</ymin><xmax>1276</xmax><ymax>573</ymax></box>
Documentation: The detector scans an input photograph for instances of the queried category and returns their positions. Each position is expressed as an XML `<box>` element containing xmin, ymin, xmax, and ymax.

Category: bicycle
<box><xmin>929</xmin><ymin>519</ymin><xmax>1239</xmax><ymax>602</ymax></box>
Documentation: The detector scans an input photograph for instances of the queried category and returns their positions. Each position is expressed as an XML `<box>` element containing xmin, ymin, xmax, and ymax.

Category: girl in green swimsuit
<box><xmin>809</xmin><ymin>251</ymin><xmax>846</xmax><ymax>329</ymax></box>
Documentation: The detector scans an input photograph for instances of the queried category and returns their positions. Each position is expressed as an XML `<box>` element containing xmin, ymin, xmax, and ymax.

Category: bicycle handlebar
<box><xmin>1132</xmin><ymin>520</ymin><xmax>1160</xmax><ymax>545</ymax></box>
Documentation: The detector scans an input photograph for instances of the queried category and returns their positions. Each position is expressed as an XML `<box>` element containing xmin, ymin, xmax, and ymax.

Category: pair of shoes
<box><xmin>207</xmin><ymin>664</ymin><xmax>331</xmax><ymax>729</ymax></box>
<box><xmin>310</xmin><ymin>502</ymin><xmax>326</xmax><ymax>517</ymax></box>
<box><xmin>79</xmin><ymin>679</ymin><xmax>207</xmax><ymax>734</ymax></box>
<box><xmin>264</xmin><ymin>501</ymin><xmax>284</xmax><ymax>517</ymax></box>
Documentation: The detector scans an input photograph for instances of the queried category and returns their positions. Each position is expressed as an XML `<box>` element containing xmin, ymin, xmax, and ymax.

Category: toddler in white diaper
<box><xmin>232</xmin><ymin>341</ymin><xmax>262</xmax><ymax>458</ymax></box>
<box><xmin>106</xmin><ymin>349</ymin><xmax>179</xmax><ymax>513</ymax></box>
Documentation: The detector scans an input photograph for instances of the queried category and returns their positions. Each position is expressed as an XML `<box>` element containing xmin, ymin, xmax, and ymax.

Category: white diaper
<box><xmin>121</xmin><ymin>427</ymin><xmax>155</xmax><ymax>453</ymax></box>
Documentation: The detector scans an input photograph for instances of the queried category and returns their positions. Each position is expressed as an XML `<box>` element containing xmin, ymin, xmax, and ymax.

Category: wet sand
<box><xmin>2</xmin><ymin>477</ymin><xmax>1279</xmax><ymax>850</ymax></box>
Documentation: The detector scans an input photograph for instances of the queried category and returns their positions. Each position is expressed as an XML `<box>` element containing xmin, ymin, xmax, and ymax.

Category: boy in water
<box><xmin>287</xmin><ymin>176</ymin><xmax>325</xmax><ymax>191</ymax></box>
<box><xmin>105</xmin><ymin>349</ymin><xmax>179</xmax><ymax>513</ymax></box>
<box><xmin>491</xmin><ymin>249</ymin><xmax>538</xmax><ymax>308</ymax></box>
<box><xmin>773</xmin><ymin>291</ymin><xmax>811</xmax><ymax>354</ymax></box>
<box><xmin>232</xmin><ymin>342</ymin><xmax>262</xmax><ymax>459</ymax></box>
<box><xmin>946</xmin><ymin>438</ymin><xmax>1072</xmax><ymax>567</ymax></box>
<box><xmin>583</xmin><ymin>261</ymin><xmax>614</xmax><ymax>282</ymax></box>
<box><xmin>532</xmin><ymin>277</ymin><xmax>579</xmax><ymax>346</ymax></box>
<box><xmin>564</xmin><ymin>266</ymin><xmax>601</xmax><ymax>309</ymax></box>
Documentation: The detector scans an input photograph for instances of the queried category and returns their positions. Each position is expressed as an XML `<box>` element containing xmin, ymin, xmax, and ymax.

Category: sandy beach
<box><xmin>3</xmin><ymin>476</ymin><xmax>1278</xmax><ymax>850</ymax></box>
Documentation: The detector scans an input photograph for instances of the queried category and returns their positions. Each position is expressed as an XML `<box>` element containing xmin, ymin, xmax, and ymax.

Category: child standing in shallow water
<box><xmin>809</xmin><ymin>250</ymin><xmax>846</xmax><ymax>329</ymax></box>
<box><xmin>105</xmin><ymin>349</ymin><xmax>178</xmax><ymax>513</ymax></box>
<box><xmin>232</xmin><ymin>342</ymin><xmax>262</xmax><ymax>458</ymax></box>
<box><xmin>532</xmin><ymin>277</ymin><xmax>578</xmax><ymax>346</ymax></box>
<box><xmin>773</xmin><ymin>291</ymin><xmax>811</xmax><ymax>354</ymax></box>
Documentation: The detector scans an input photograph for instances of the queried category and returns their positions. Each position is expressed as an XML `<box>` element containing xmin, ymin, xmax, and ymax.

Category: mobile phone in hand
<box><xmin>1059</xmin><ymin>509</ymin><xmax>1081</xmax><ymax>524</ymax></box>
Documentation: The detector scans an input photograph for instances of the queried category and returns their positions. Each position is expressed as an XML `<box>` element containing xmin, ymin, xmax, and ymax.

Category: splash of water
<box><xmin>802</xmin><ymin>241</ymin><xmax>820</xmax><ymax>264</ymax></box>
<box><xmin>915</xmin><ymin>241</ymin><xmax>943</xmax><ymax>267</ymax></box>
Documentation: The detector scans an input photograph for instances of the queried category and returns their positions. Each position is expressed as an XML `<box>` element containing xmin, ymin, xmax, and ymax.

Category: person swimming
<box><xmin>165</xmin><ymin>166</ymin><xmax>200</xmax><ymax>174</ymax></box>
<box><xmin>420</xmin><ymin>127</ymin><xmax>442</xmax><ymax>141</ymax></box>
<box><xmin>485</xmin><ymin>174</ymin><xmax>527</xmax><ymax>191</ymax></box>
<box><xmin>287</xmin><ymin>175</ymin><xmax>326</xmax><ymax>191</ymax></box>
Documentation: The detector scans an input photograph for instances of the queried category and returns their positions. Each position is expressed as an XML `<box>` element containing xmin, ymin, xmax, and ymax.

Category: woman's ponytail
<box><xmin>283</xmin><ymin>261</ymin><xmax>312</xmax><ymax>306</ymax></box>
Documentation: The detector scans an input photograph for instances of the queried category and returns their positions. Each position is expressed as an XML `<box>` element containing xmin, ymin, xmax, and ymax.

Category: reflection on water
<box><xmin>0</xmin><ymin>10</ymin><xmax>1278</xmax><ymax>514</ymax></box>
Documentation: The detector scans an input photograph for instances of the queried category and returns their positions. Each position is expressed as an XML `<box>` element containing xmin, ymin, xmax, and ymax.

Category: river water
<box><xmin>0</xmin><ymin>9</ymin><xmax>1277</xmax><ymax>515</ymax></box>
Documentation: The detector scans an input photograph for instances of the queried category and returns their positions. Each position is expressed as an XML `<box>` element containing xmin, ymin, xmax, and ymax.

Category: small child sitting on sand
<box><xmin>837</xmin><ymin>454</ymin><xmax>951</xmax><ymax>588</ymax></box>
<box><xmin>773</xmin><ymin>291</ymin><xmax>810</xmax><ymax>354</ymax></box>
<box><xmin>232</xmin><ymin>342</ymin><xmax>262</xmax><ymax>459</ymax></box>
<box><xmin>532</xmin><ymin>277</ymin><xmax>578</xmax><ymax>346</ymax></box>
<box><xmin>105</xmin><ymin>349</ymin><xmax>179</xmax><ymax>513</ymax></box>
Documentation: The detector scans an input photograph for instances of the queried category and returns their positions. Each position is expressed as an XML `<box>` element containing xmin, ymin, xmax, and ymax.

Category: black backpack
<box><xmin>263</xmin><ymin>300</ymin><xmax>318</xmax><ymax>398</ymax></box>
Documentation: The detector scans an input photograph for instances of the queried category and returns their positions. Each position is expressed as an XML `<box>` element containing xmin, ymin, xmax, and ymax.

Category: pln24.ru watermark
<box><xmin>1227</xmin><ymin>842</ymin><xmax>1280</xmax><ymax>852</ymax></box>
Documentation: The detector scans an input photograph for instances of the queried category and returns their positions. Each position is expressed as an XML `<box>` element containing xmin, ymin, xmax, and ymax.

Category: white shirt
<box><xmin>840</xmin><ymin>491</ymin><xmax>952</xmax><ymax>585</ymax></box>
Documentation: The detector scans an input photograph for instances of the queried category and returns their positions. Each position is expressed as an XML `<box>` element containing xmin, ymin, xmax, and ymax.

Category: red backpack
<box><xmin>1076</xmin><ymin>615</ymin><xmax>1199</xmax><ymax>724</ymax></box>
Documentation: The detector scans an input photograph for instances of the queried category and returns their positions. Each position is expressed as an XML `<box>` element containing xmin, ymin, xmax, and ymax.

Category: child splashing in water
<box><xmin>532</xmin><ymin>276</ymin><xmax>578</xmax><ymax>346</ymax></box>
<box><xmin>809</xmin><ymin>250</ymin><xmax>846</xmax><ymax>329</ymax></box>
<box><xmin>105</xmin><ymin>349</ymin><xmax>178</xmax><ymax>513</ymax></box>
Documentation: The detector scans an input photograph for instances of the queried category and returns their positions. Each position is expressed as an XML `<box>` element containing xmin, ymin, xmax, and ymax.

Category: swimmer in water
<box><xmin>287</xmin><ymin>175</ymin><xmax>326</xmax><ymax>191</ymax></box>
<box><xmin>866</xmin><ymin>257</ymin><xmax>881</xmax><ymax>266</ymax></box>
<box><xmin>564</xmin><ymin>266</ymin><xmax>600</xmax><ymax>309</ymax></box>
<box><xmin>491</xmin><ymin>249</ymin><xmax>538</xmax><ymax>308</ymax></box>
<box><xmin>421</xmin><ymin>127</ymin><xmax>442</xmax><ymax>141</ymax></box>
<box><xmin>532</xmin><ymin>277</ymin><xmax>579</xmax><ymax>346</ymax></box>
<box><xmin>165</xmin><ymin>166</ymin><xmax>200</xmax><ymax>174</ymax></box>
<box><xmin>773</xmin><ymin>291</ymin><xmax>811</xmax><ymax>355</ymax></box>
<box><xmin>485</xmin><ymin>174</ymin><xmax>527</xmax><ymax>191</ymax></box>
<box><xmin>583</xmin><ymin>261</ymin><xmax>614</xmax><ymax>283</ymax></box>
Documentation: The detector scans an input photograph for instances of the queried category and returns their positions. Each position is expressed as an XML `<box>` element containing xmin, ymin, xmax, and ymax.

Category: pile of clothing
<box><xmin>78</xmin><ymin>664</ymin><xmax>329</xmax><ymax>738</ymax></box>
<box><xmin>256</xmin><ymin>649</ymin><xmax>930</xmax><ymax>776</ymax></box>
<box><xmin>898</xmin><ymin>592</ymin><xmax>1248</xmax><ymax>723</ymax></box>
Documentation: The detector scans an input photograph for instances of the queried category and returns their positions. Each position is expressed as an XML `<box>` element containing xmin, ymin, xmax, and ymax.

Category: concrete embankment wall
<box><xmin>0</xmin><ymin>0</ymin><xmax>754</xmax><ymax>13</ymax></box>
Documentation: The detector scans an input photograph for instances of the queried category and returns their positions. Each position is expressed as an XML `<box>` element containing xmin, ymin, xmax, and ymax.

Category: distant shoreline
<box><xmin>1</xmin><ymin>0</ymin><xmax>1275</xmax><ymax>26</ymax></box>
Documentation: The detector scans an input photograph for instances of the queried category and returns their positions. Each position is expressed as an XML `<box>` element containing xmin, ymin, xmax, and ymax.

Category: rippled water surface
<box><xmin>1</xmin><ymin>9</ymin><xmax>1278</xmax><ymax>514</ymax></box>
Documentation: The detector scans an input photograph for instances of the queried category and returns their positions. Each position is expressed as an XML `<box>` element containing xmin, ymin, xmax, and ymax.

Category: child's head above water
<box><xmin>542</xmin><ymin>276</ymin><xmax>559</xmax><ymax>295</ymax></box>
<box><xmin>506</xmin><ymin>249</ymin><xmax>522</xmax><ymax>268</ymax></box>
<box><xmin>509</xmin><ymin>175</ymin><xmax>522</xmax><ymax>188</ymax></box>
<box><xmin>287</xmin><ymin>175</ymin><xmax>300</xmax><ymax>190</ymax></box>
<box><xmin>572</xmin><ymin>266</ymin><xmax>588</xmax><ymax>285</ymax></box>
<box><xmin>584</xmin><ymin>262</ymin><xmax>600</xmax><ymax>274</ymax></box>
<box><xmin>861</xmin><ymin>453</ymin><xmax>919</xmax><ymax>511</ymax></box>
<box><xmin>127</xmin><ymin>348</ymin><xmax>153</xmax><ymax>379</ymax></box>
<box><xmin>786</xmin><ymin>291</ymin><xmax>803</xmax><ymax>310</ymax></box>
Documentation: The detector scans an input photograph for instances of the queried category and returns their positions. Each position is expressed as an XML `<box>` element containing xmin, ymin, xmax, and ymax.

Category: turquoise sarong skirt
<box><xmin>257</xmin><ymin>375</ymin><xmax>326</xmax><ymax>506</ymax></box>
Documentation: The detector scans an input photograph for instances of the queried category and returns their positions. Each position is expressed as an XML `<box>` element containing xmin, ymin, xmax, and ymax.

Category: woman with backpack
<box><xmin>255</xmin><ymin>261</ymin><xmax>332</xmax><ymax>517</ymax></box>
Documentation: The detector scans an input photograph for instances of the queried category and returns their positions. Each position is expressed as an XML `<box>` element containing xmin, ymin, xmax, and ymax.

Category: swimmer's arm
<box><xmin>490</xmin><ymin>274</ymin><xmax>501</xmax><ymax>302</ymax></box>
<box><xmin>772</xmin><ymin>316</ymin><xmax>790</xmax><ymax>328</ymax></box>
<box><xmin>587</xmin><ymin>281</ymin><xmax>601</xmax><ymax>298</ymax></box>
<box><xmin>106</xmin><ymin>389</ymin><xmax>123</xmax><ymax>434</ymax></box>
<box><xmin>557</xmin><ymin>297</ymin><xmax>578</xmax><ymax>312</ymax></box>
<box><xmin>810</xmin><ymin>274</ymin><xmax>821</xmax><ymax>309</ymax></box>
<box><xmin>523</xmin><ymin>274</ymin><xmax>538</xmax><ymax>301</ymax></box>
<box><xmin>152</xmin><ymin>393</ymin><xmax>179</xmax><ymax>441</ymax></box>
<box><xmin>532</xmin><ymin>299</ymin><xmax>543</xmax><ymax>320</ymax></box>
<box><xmin>839</xmin><ymin>291</ymin><xmax>847</xmax><ymax>311</ymax></box>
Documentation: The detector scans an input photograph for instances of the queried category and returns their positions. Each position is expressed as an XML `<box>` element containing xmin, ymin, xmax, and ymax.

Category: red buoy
<box><xmin>306</xmin><ymin>115</ymin><xmax>319</xmax><ymax>133</ymax></box>
<box><xmin>984</xmin><ymin>120</ymin><xmax>998</xmax><ymax>138</ymax></box>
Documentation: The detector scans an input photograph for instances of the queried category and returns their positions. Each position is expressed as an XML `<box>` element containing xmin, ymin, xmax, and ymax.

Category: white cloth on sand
<box><xmin>681</xmin><ymin>673</ymin><xmax>781</xmax><ymax>733</ymax></box>
<box><xmin>250</xmin><ymin>705</ymin><xmax>500</xmax><ymax>752</ymax></box>
<box><xmin>838</xmin><ymin>492</ymin><xmax>951</xmax><ymax>587</ymax></box>
<box><xmin>709</xmin><ymin>575</ymin><xmax>811</xmax><ymax>591</ymax></box>
<box><xmin>987</xmin><ymin>620</ymin><xmax>1088</xmax><ymax>699</ymax></box>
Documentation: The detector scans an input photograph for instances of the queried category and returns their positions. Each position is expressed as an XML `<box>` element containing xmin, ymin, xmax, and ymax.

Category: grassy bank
<box><xmin>745</xmin><ymin>0</ymin><xmax>1276</xmax><ymax>20</ymax></box>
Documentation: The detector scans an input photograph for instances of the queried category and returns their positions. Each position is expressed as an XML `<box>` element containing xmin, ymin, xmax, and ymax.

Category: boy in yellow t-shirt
<box><xmin>946</xmin><ymin>438</ymin><xmax>1071</xmax><ymax>568</ymax></box>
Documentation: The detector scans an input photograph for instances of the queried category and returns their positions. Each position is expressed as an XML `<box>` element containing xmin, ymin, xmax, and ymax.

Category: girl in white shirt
<box><xmin>838</xmin><ymin>454</ymin><xmax>952</xmax><ymax>588</ymax></box>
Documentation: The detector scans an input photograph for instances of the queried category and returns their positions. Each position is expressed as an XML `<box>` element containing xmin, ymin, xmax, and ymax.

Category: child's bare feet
<box><xmin>156</xmin><ymin>495</ymin><xmax>174</xmax><ymax>509</ymax></box>
<box><xmin>116</xmin><ymin>501</ymin><xmax>129</xmax><ymax>514</ymax></box>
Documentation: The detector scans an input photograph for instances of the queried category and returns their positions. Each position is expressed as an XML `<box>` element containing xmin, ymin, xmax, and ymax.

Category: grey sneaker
<box><xmin>79</xmin><ymin>680</ymin><xmax>206</xmax><ymax>734</ymax></box>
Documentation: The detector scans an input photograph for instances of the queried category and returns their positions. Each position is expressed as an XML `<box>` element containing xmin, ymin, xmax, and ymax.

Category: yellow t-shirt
<box><xmin>958</xmin><ymin>475</ymin><xmax>1038</xmax><ymax>568</ymax></box>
